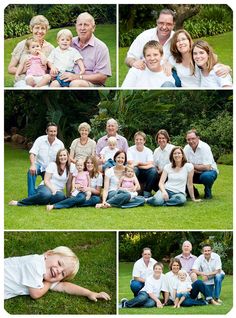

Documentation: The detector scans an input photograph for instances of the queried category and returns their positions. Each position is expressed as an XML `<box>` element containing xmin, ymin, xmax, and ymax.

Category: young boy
<box><xmin>48</xmin><ymin>29</ymin><xmax>85</xmax><ymax>87</ymax></box>
<box><xmin>173</xmin><ymin>270</ymin><xmax>192</xmax><ymax>308</ymax></box>
<box><xmin>99</xmin><ymin>136</ymin><xmax>119</xmax><ymax>171</ymax></box>
<box><xmin>4</xmin><ymin>246</ymin><xmax>111</xmax><ymax>301</ymax></box>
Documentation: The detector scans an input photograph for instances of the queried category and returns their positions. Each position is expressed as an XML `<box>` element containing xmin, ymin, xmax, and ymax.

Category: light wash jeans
<box><xmin>125</xmin><ymin>291</ymin><xmax>156</xmax><ymax>308</ymax></box>
<box><xmin>130</xmin><ymin>280</ymin><xmax>144</xmax><ymax>296</ymax></box>
<box><xmin>107</xmin><ymin>190</ymin><xmax>145</xmax><ymax>208</ymax></box>
<box><xmin>205</xmin><ymin>272</ymin><xmax>225</xmax><ymax>299</ymax></box>
<box><xmin>147</xmin><ymin>189</ymin><xmax>186</xmax><ymax>206</ymax></box>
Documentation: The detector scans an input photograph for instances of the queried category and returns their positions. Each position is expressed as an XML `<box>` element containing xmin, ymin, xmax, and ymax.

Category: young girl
<box><xmin>192</xmin><ymin>40</ymin><xmax>232</xmax><ymax>88</ymax></box>
<box><xmin>71</xmin><ymin>159</ymin><xmax>91</xmax><ymax>200</ymax></box>
<box><xmin>48</xmin><ymin>29</ymin><xmax>85</xmax><ymax>87</ymax></box>
<box><xmin>15</xmin><ymin>37</ymin><xmax>51</xmax><ymax>87</ymax></box>
<box><xmin>173</xmin><ymin>270</ymin><xmax>192</xmax><ymax>308</ymax></box>
<box><xmin>118</xmin><ymin>165</ymin><xmax>139</xmax><ymax>199</ymax></box>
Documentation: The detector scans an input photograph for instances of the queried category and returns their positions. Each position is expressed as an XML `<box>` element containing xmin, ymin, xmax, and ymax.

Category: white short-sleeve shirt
<box><xmin>48</xmin><ymin>46</ymin><xmax>83</xmax><ymax>72</ymax></box>
<box><xmin>132</xmin><ymin>257</ymin><xmax>157</xmax><ymax>280</ymax></box>
<box><xmin>199</xmin><ymin>64</ymin><xmax>232</xmax><ymax>88</ymax></box>
<box><xmin>141</xmin><ymin>273</ymin><xmax>168</xmax><ymax>298</ymax></box>
<box><xmin>105</xmin><ymin>167</ymin><xmax>120</xmax><ymax>192</ymax></box>
<box><xmin>173</xmin><ymin>279</ymin><xmax>192</xmax><ymax>293</ymax></box>
<box><xmin>192</xmin><ymin>252</ymin><xmax>224</xmax><ymax>285</ymax></box>
<box><xmin>29</xmin><ymin>135</ymin><xmax>64</xmax><ymax>171</ymax></box>
<box><xmin>100</xmin><ymin>146</ymin><xmax>119</xmax><ymax>161</ymax></box>
<box><xmin>127</xmin><ymin>146</ymin><xmax>154</xmax><ymax>165</ymax></box>
<box><xmin>40</xmin><ymin>162</ymin><xmax>71</xmax><ymax>191</ymax></box>
<box><xmin>163</xmin><ymin>162</ymin><xmax>194</xmax><ymax>194</ymax></box>
<box><xmin>184</xmin><ymin>140</ymin><xmax>218</xmax><ymax>173</ymax></box>
<box><xmin>4</xmin><ymin>254</ymin><xmax>46</xmax><ymax>299</ymax></box>
<box><xmin>91</xmin><ymin>173</ymin><xmax>103</xmax><ymax>189</ymax></box>
<box><xmin>153</xmin><ymin>143</ymin><xmax>175</xmax><ymax>171</ymax></box>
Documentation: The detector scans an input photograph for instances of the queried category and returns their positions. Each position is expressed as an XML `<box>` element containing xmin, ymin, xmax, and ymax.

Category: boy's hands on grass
<box><xmin>87</xmin><ymin>291</ymin><xmax>111</xmax><ymax>302</ymax></box>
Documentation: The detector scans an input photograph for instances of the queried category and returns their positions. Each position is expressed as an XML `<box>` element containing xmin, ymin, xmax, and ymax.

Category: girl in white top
<box><xmin>122</xmin><ymin>40</ymin><xmax>175</xmax><ymax>88</ymax></box>
<box><xmin>147</xmin><ymin>146</ymin><xmax>201</xmax><ymax>206</ymax></box>
<box><xmin>192</xmin><ymin>40</ymin><xmax>232</xmax><ymax>88</ymax></box>
<box><xmin>173</xmin><ymin>270</ymin><xmax>192</xmax><ymax>308</ymax></box>
<box><xmin>9</xmin><ymin>149</ymin><xmax>72</xmax><ymax>206</ymax></box>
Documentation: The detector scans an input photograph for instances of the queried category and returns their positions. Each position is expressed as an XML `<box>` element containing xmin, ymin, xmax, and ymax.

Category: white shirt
<box><xmin>40</xmin><ymin>162</ymin><xmax>71</xmax><ymax>191</ymax></box>
<box><xmin>4</xmin><ymin>254</ymin><xmax>46</xmax><ymax>299</ymax></box>
<box><xmin>127</xmin><ymin>28</ymin><xmax>174</xmax><ymax>61</ymax></box>
<box><xmin>127</xmin><ymin>145</ymin><xmax>154</xmax><ymax>165</ymax></box>
<box><xmin>199</xmin><ymin>64</ymin><xmax>232</xmax><ymax>88</ymax></box>
<box><xmin>105</xmin><ymin>167</ymin><xmax>120</xmax><ymax>192</ymax></box>
<box><xmin>168</xmin><ymin>55</ymin><xmax>201</xmax><ymax>87</ymax></box>
<box><xmin>141</xmin><ymin>273</ymin><xmax>168</xmax><ymax>298</ymax></box>
<box><xmin>122</xmin><ymin>67</ymin><xmax>175</xmax><ymax>88</ymax></box>
<box><xmin>100</xmin><ymin>146</ymin><xmax>119</xmax><ymax>161</ymax></box>
<box><xmin>132</xmin><ymin>257</ymin><xmax>157</xmax><ymax>280</ymax></box>
<box><xmin>184</xmin><ymin>140</ymin><xmax>218</xmax><ymax>173</ymax></box>
<box><xmin>164</xmin><ymin>162</ymin><xmax>193</xmax><ymax>194</ymax></box>
<box><xmin>91</xmin><ymin>173</ymin><xmax>103</xmax><ymax>189</ymax></box>
<box><xmin>165</xmin><ymin>271</ymin><xmax>191</xmax><ymax>301</ymax></box>
<box><xmin>173</xmin><ymin>279</ymin><xmax>192</xmax><ymax>293</ymax></box>
<box><xmin>192</xmin><ymin>252</ymin><xmax>225</xmax><ymax>285</ymax></box>
<box><xmin>48</xmin><ymin>46</ymin><xmax>83</xmax><ymax>72</ymax></box>
<box><xmin>29</xmin><ymin>135</ymin><xmax>64</xmax><ymax>171</ymax></box>
<box><xmin>153</xmin><ymin>143</ymin><xmax>175</xmax><ymax>171</ymax></box>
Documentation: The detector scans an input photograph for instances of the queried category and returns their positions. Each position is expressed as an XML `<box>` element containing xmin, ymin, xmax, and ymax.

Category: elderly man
<box><xmin>60</xmin><ymin>12</ymin><xmax>112</xmax><ymax>87</ymax></box>
<box><xmin>125</xmin><ymin>9</ymin><xmax>175</xmax><ymax>70</ymax></box>
<box><xmin>192</xmin><ymin>244</ymin><xmax>225</xmax><ymax>304</ymax></box>
<box><xmin>184</xmin><ymin>129</ymin><xmax>218</xmax><ymax>199</ymax></box>
<box><xmin>96</xmin><ymin>118</ymin><xmax>128</xmax><ymax>156</ymax></box>
<box><xmin>27</xmin><ymin>122</ymin><xmax>64</xmax><ymax>197</ymax></box>
<box><xmin>176</xmin><ymin>241</ymin><xmax>197</xmax><ymax>281</ymax></box>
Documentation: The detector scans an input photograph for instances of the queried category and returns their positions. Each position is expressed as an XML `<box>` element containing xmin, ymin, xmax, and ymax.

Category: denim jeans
<box><xmin>54</xmin><ymin>193</ymin><xmax>101</xmax><ymax>209</ymax></box>
<box><xmin>205</xmin><ymin>272</ymin><xmax>225</xmax><ymax>299</ymax></box>
<box><xmin>102</xmin><ymin>159</ymin><xmax>115</xmax><ymax>171</ymax></box>
<box><xmin>161</xmin><ymin>81</ymin><xmax>175</xmax><ymax>87</ymax></box>
<box><xmin>134</xmin><ymin>167</ymin><xmax>158</xmax><ymax>193</ymax></box>
<box><xmin>125</xmin><ymin>291</ymin><xmax>156</xmax><ymax>308</ymax></box>
<box><xmin>107</xmin><ymin>190</ymin><xmax>145</xmax><ymax>208</ymax></box>
<box><xmin>181</xmin><ymin>279</ymin><xmax>211</xmax><ymax>307</ymax></box>
<box><xmin>176</xmin><ymin>292</ymin><xmax>190</xmax><ymax>298</ymax></box>
<box><xmin>193</xmin><ymin>170</ymin><xmax>218</xmax><ymax>198</ymax></box>
<box><xmin>130</xmin><ymin>280</ymin><xmax>144</xmax><ymax>296</ymax></box>
<box><xmin>18</xmin><ymin>185</ymin><xmax>66</xmax><ymax>206</ymax></box>
<box><xmin>147</xmin><ymin>189</ymin><xmax>186</xmax><ymax>206</ymax></box>
<box><xmin>27</xmin><ymin>163</ymin><xmax>45</xmax><ymax>197</ymax></box>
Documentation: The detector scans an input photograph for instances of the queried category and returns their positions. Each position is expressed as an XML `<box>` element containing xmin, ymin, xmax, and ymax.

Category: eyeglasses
<box><xmin>157</xmin><ymin>22</ymin><xmax>173</xmax><ymax>28</ymax></box>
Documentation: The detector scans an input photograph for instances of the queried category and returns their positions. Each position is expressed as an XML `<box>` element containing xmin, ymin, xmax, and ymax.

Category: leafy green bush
<box><xmin>119</xmin><ymin>28</ymin><xmax>144</xmax><ymax>47</ymax></box>
<box><xmin>217</xmin><ymin>153</ymin><xmax>233</xmax><ymax>165</ymax></box>
<box><xmin>184</xmin><ymin>19</ymin><xmax>232</xmax><ymax>38</ymax></box>
<box><xmin>45</xmin><ymin>5</ymin><xmax>78</xmax><ymax>28</ymax></box>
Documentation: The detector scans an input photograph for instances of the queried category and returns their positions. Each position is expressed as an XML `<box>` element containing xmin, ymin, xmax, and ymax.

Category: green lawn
<box><xmin>119</xmin><ymin>31</ymin><xmax>233</xmax><ymax>86</ymax></box>
<box><xmin>4</xmin><ymin>231</ymin><xmax>116</xmax><ymax>315</ymax></box>
<box><xmin>4</xmin><ymin>143</ymin><xmax>232</xmax><ymax>230</ymax></box>
<box><xmin>4</xmin><ymin>24</ymin><xmax>116</xmax><ymax>87</ymax></box>
<box><xmin>119</xmin><ymin>262</ymin><xmax>232</xmax><ymax>315</ymax></box>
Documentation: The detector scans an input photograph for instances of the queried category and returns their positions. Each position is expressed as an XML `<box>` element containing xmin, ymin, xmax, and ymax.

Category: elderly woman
<box><xmin>8</xmin><ymin>15</ymin><xmax>54</xmax><ymax>87</ymax></box>
<box><xmin>70</xmin><ymin>122</ymin><xmax>96</xmax><ymax>163</ymax></box>
<box><xmin>9</xmin><ymin>149</ymin><xmax>72</xmax><ymax>206</ymax></box>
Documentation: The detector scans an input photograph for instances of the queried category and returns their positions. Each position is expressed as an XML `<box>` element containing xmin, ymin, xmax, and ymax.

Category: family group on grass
<box><xmin>122</xmin><ymin>8</ymin><xmax>232</xmax><ymax>88</ymax></box>
<box><xmin>119</xmin><ymin>241</ymin><xmax>224</xmax><ymax>309</ymax></box>
<box><xmin>9</xmin><ymin>118</ymin><xmax>218</xmax><ymax>209</ymax></box>
<box><xmin>8</xmin><ymin>12</ymin><xmax>111</xmax><ymax>88</ymax></box>
<box><xmin>4</xmin><ymin>245</ymin><xmax>110</xmax><ymax>302</ymax></box>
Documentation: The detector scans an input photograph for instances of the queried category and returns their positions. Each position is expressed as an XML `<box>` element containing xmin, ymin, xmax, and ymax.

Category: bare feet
<box><xmin>103</xmin><ymin>202</ymin><xmax>111</xmax><ymax>208</ymax></box>
<box><xmin>211</xmin><ymin>299</ymin><xmax>221</xmax><ymax>305</ymax></box>
<box><xmin>95</xmin><ymin>203</ymin><xmax>104</xmax><ymax>209</ymax></box>
<box><xmin>46</xmin><ymin>205</ymin><xmax>54</xmax><ymax>211</ymax></box>
<box><xmin>8</xmin><ymin>200</ymin><xmax>18</xmax><ymax>206</ymax></box>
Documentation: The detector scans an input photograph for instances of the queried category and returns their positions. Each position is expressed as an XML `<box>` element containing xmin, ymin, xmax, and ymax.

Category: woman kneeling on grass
<box><xmin>47</xmin><ymin>155</ymin><xmax>102</xmax><ymax>210</ymax></box>
<box><xmin>147</xmin><ymin>146</ymin><xmax>201</xmax><ymax>206</ymax></box>
<box><xmin>9</xmin><ymin>149</ymin><xmax>72</xmax><ymax>207</ymax></box>
<box><xmin>96</xmin><ymin>150</ymin><xmax>145</xmax><ymax>209</ymax></box>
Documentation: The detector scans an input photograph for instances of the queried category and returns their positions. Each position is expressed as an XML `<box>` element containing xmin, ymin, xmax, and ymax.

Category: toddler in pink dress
<box><xmin>71</xmin><ymin>159</ymin><xmax>91</xmax><ymax>200</ymax></box>
<box><xmin>119</xmin><ymin>165</ymin><xmax>139</xmax><ymax>199</ymax></box>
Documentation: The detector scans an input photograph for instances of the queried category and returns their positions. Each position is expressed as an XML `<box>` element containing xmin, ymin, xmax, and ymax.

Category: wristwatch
<box><xmin>79</xmin><ymin>75</ymin><xmax>83</xmax><ymax>80</ymax></box>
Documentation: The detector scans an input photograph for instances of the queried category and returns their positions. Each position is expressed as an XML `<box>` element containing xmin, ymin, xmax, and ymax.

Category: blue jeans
<box><xmin>176</xmin><ymin>292</ymin><xmax>190</xmax><ymax>298</ymax></box>
<box><xmin>147</xmin><ymin>189</ymin><xmax>186</xmax><ymax>206</ymax></box>
<box><xmin>18</xmin><ymin>185</ymin><xmax>66</xmax><ymax>206</ymax></box>
<box><xmin>56</xmin><ymin>70</ymin><xmax>74</xmax><ymax>87</ymax></box>
<box><xmin>54</xmin><ymin>193</ymin><xmax>101</xmax><ymax>209</ymax></box>
<box><xmin>193</xmin><ymin>170</ymin><xmax>218</xmax><ymax>198</ymax></box>
<box><xmin>107</xmin><ymin>190</ymin><xmax>145</xmax><ymax>208</ymax></box>
<box><xmin>134</xmin><ymin>167</ymin><xmax>158</xmax><ymax>194</ymax></box>
<box><xmin>161</xmin><ymin>81</ymin><xmax>175</xmax><ymax>87</ymax></box>
<box><xmin>125</xmin><ymin>291</ymin><xmax>156</xmax><ymax>308</ymax></box>
<box><xmin>102</xmin><ymin>159</ymin><xmax>115</xmax><ymax>171</ymax></box>
<box><xmin>181</xmin><ymin>280</ymin><xmax>211</xmax><ymax>307</ymax></box>
<box><xmin>130</xmin><ymin>280</ymin><xmax>144</xmax><ymax>296</ymax></box>
<box><xmin>206</xmin><ymin>273</ymin><xmax>225</xmax><ymax>299</ymax></box>
<box><xmin>27</xmin><ymin>163</ymin><xmax>45</xmax><ymax>197</ymax></box>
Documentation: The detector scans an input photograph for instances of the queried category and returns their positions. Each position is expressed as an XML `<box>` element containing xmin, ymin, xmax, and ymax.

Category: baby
<box><xmin>15</xmin><ymin>37</ymin><xmax>51</xmax><ymax>87</ymax></box>
<box><xmin>173</xmin><ymin>270</ymin><xmax>192</xmax><ymax>308</ymax></box>
<box><xmin>99</xmin><ymin>136</ymin><xmax>119</xmax><ymax>171</ymax></box>
<box><xmin>48</xmin><ymin>29</ymin><xmax>85</xmax><ymax>87</ymax></box>
<box><xmin>4</xmin><ymin>246</ymin><xmax>111</xmax><ymax>301</ymax></box>
<box><xmin>118</xmin><ymin>165</ymin><xmax>139</xmax><ymax>199</ymax></box>
<box><xmin>71</xmin><ymin>159</ymin><xmax>91</xmax><ymax>200</ymax></box>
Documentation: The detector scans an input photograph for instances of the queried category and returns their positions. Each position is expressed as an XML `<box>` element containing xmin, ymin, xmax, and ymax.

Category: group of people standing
<box><xmin>9</xmin><ymin>118</ymin><xmax>218</xmax><ymax>209</ymax></box>
<box><xmin>120</xmin><ymin>241</ymin><xmax>224</xmax><ymax>308</ymax></box>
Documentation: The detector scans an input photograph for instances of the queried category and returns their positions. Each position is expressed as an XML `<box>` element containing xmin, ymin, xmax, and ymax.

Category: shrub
<box><xmin>45</xmin><ymin>5</ymin><xmax>76</xmax><ymax>28</ymax></box>
<box><xmin>217</xmin><ymin>153</ymin><xmax>233</xmax><ymax>165</ymax></box>
<box><xmin>119</xmin><ymin>28</ymin><xmax>144</xmax><ymax>47</ymax></box>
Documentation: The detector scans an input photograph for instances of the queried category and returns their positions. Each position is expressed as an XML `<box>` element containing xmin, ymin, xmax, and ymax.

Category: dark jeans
<box><xmin>193</xmin><ymin>170</ymin><xmax>218</xmax><ymax>198</ymax></box>
<box><xmin>181</xmin><ymin>280</ymin><xmax>211</xmax><ymax>307</ymax></box>
<box><xmin>130</xmin><ymin>280</ymin><xmax>144</xmax><ymax>296</ymax></box>
<box><xmin>125</xmin><ymin>291</ymin><xmax>156</xmax><ymax>308</ymax></box>
<box><xmin>134</xmin><ymin>167</ymin><xmax>158</xmax><ymax>193</ymax></box>
<box><xmin>107</xmin><ymin>190</ymin><xmax>145</xmax><ymax>208</ymax></box>
<box><xmin>27</xmin><ymin>163</ymin><xmax>45</xmax><ymax>197</ymax></box>
<box><xmin>53</xmin><ymin>192</ymin><xmax>101</xmax><ymax>209</ymax></box>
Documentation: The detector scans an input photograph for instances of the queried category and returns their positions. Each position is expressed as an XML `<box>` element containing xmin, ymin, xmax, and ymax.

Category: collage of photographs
<box><xmin>2</xmin><ymin>1</ymin><xmax>234</xmax><ymax>317</ymax></box>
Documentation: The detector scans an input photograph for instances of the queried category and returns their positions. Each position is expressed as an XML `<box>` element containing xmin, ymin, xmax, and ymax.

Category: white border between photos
<box><xmin>1</xmin><ymin>0</ymin><xmax>235</xmax><ymax>317</ymax></box>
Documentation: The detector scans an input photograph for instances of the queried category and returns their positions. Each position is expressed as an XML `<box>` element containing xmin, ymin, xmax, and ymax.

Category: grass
<box><xmin>4</xmin><ymin>24</ymin><xmax>116</xmax><ymax>87</ymax></box>
<box><xmin>4</xmin><ymin>231</ymin><xmax>116</xmax><ymax>315</ymax></box>
<box><xmin>118</xmin><ymin>31</ymin><xmax>233</xmax><ymax>86</ymax></box>
<box><xmin>4</xmin><ymin>143</ymin><xmax>232</xmax><ymax>230</ymax></box>
<box><xmin>119</xmin><ymin>262</ymin><xmax>233</xmax><ymax>315</ymax></box>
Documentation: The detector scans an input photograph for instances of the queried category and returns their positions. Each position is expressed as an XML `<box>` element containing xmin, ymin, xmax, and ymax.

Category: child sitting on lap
<box><xmin>118</xmin><ymin>165</ymin><xmax>139</xmax><ymax>199</ymax></box>
<box><xmin>173</xmin><ymin>270</ymin><xmax>192</xmax><ymax>308</ymax></box>
<box><xmin>99</xmin><ymin>136</ymin><xmax>119</xmax><ymax>171</ymax></box>
<box><xmin>71</xmin><ymin>159</ymin><xmax>91</xmax><ymax>200</ymax></box>
<box><xmin>4</xmin><ymin>246</ymin><xmax>111</xmax><ymax>301</ymax></box>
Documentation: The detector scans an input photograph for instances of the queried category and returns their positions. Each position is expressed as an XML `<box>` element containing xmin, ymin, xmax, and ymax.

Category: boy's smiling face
<box><xmin>43</xmin><ymin>253</ymin><xmax>75</xmax><ymax>282</ymax></box>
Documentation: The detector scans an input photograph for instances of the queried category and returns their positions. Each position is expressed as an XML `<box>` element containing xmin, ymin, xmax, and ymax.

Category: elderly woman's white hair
<box><xmin>78</xmin><ymin>122</ymin><xmax>91</xmax><ymax>133</ymax></box>
<box><xmin>29</xmin><ymin>15</ymin><xmax>50</xmax><ymax>31</ymax></box>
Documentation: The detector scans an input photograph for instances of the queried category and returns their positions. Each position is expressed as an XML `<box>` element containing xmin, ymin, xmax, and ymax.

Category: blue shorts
<box><xmin>56</xmin><ymin>70</ymin><xmax>74</xmax><ymax>87</ymax></box>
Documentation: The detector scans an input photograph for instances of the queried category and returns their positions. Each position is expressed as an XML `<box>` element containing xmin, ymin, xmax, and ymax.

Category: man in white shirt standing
<box><xmin>125</xmin><ymin>8</ymin><xmax>175</xmax><ymax>70</ymax></box>
<box><xmin>184</xmin><ymin>129</ymin><xmax>218</xmax><ymax>199</ymax></box>
<box><xmin>28</xmin><ymin>122</ymin><xmax>64</xmax><ymax>197</ymax></box>
<box><xmin>192</xmin><ymin>244</ymin><xmax>225</xmax><ymax>304</ymax></box>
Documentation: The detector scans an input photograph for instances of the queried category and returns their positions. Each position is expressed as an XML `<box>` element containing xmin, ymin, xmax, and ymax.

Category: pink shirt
<box><xmin>26</xmin><ymin>55</ymin><xmax>47</xmax><ymax>76</ymax></box>
<box><xmin>72</xmin><ymin>34</ymin><xmax>111</xmax><ymax>78</ymax></box>
<box><xmin>73</xmin><ymin>171</ymin><xmax>89</xmax><ymax>188</ymax></box>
